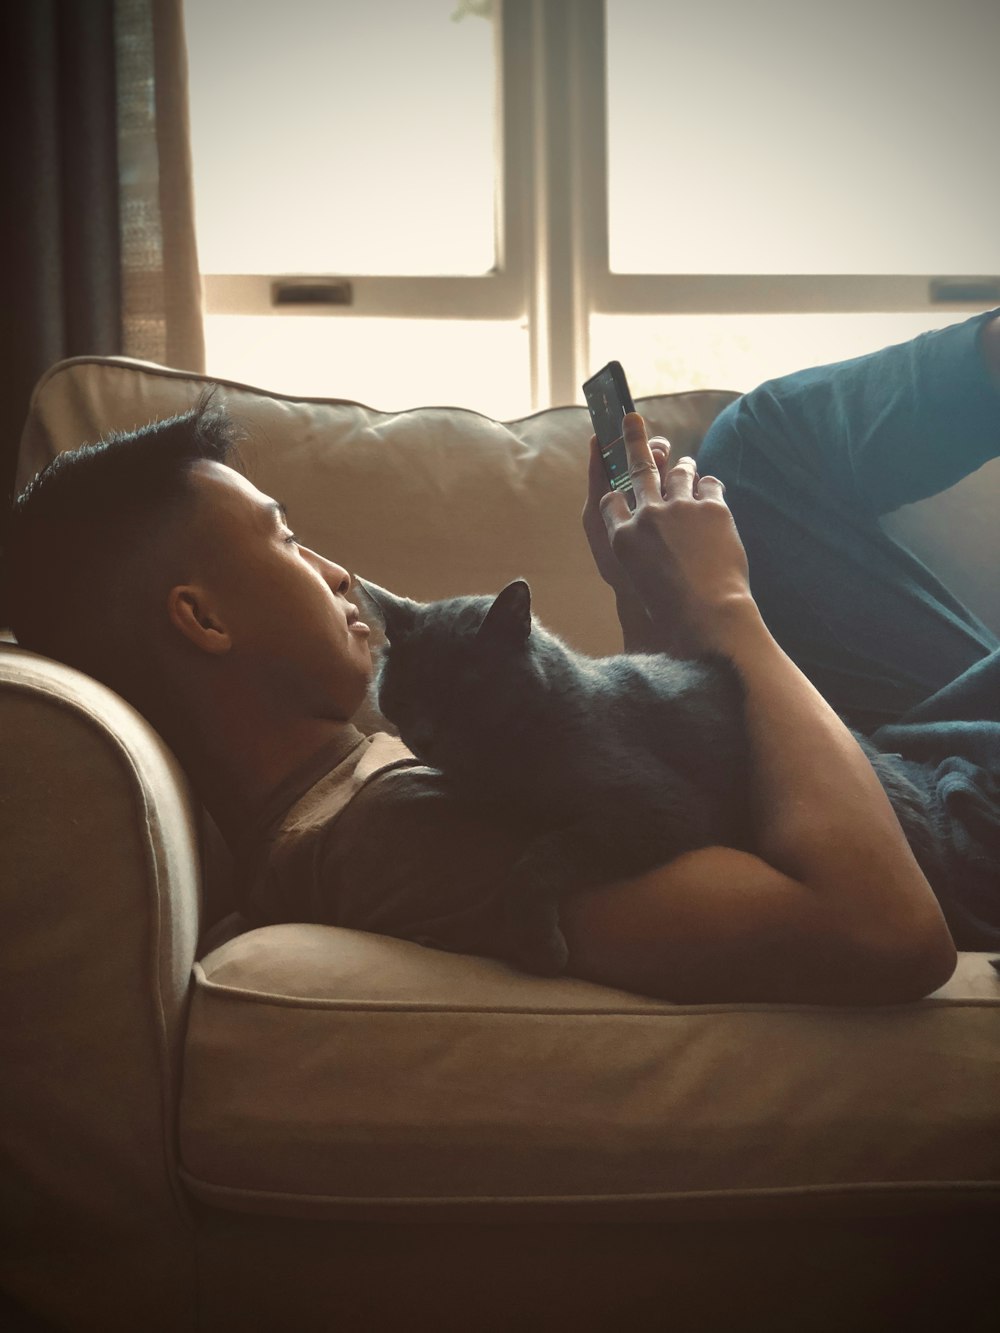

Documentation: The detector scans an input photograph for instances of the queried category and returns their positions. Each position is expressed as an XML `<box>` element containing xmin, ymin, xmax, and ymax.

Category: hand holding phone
<box><xmin>582</xmin><ymin>360</ymin><xmax>638</xmax><ymax>511</ymax></box>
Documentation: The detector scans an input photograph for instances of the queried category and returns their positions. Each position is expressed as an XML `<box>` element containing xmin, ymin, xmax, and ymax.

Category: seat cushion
<box><xmin>179</xmin><ymin>924</ymin><xmax>1000</xmax><ymax>1219</ymax></box>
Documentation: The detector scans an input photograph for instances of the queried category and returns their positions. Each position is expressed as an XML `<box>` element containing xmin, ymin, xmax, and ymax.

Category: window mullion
<box><xmin>564</xmin><ymin>0</ymin><xmax>610</xmax><ymax>403</ymax></box>
<box><xmin>503</xmin><ymin>0</ymin><xmax>608</xmax><ymax>410</ymax></box>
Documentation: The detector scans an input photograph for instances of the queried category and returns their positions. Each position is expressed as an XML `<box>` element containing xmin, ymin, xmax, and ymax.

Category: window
<box><xmin>606</xmin><ymin>0</ymin><xmax>1000</xmax><ymax>277</ymax></box>
<box><xmin>599</xmin><ymin>0</ymin><xmax>1000</xmax><ymax>393</ymax></box>
<box><xmin>185</xmin><ymin>0</ymin><xmax>1000</xmax><ymax>413</ymax></box>
<box><xmin>186</xmin><ymin>0</ymin><xmax>529</xmax><ymax>417</ymax></box>
<box><xmin>188</xmin><ymin>0</ymin><xmax>498</xmax><ymax>277</ymax></box>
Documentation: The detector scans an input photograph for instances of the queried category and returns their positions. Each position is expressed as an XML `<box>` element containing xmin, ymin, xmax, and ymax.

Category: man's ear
<box><xmin>166</xmin><ymin>585</ymin><xmax>232</xmax><ymax>655</ymax></box>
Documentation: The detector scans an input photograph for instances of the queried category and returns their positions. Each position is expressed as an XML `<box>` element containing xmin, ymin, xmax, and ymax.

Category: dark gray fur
<box><xmin>358</xmin><ymin>577</ymin><xmax>944</xmax><ymax>974</ymax></box>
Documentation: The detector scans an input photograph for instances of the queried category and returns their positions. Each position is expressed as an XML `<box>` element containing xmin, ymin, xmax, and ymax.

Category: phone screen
<box><xmin>582</xmin><ymin>361</ymin><xmax>637</xmax><ymax>511</ymax></box>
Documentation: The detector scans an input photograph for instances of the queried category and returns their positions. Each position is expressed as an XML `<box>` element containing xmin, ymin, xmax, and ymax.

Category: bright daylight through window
<box><xmin>185</xmin><ymin>0</ymin><xmax>1000</xmax><ymax>415</ymax></box>
<box><xmin>185</xmin><ymin>0</ymin><xmax>527</xmax><ymax>416</ymax></box>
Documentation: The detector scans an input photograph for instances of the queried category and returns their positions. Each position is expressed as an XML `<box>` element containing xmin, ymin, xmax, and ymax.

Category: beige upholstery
<box><xmin>18</xmin><ymin>355</ymin><xmax>1000</xmax><ymax>644</ymax></box>
<box><xmin>3</xmin><ymin>355</ymin><xmax>999</xmax><ymax>1333</ymax></box>
<box><xmin>181</xmin><ymin>928</ymin><xmax>1000</xmax><ymax>1218</ymax></box>
<box><xmin>15</xmin><ymin>357</ymin><xmax>739</xmax><ymax>660</ymax></box>
<box><xmin>0</xmin><ymin>646</ymin><xmax>201</xmax><ymax>1329</ymax></box>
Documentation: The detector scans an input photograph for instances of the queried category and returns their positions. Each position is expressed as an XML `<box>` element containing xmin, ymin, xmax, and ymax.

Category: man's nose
<box><xmin>317</xmin><ymin>554</ymin><xmax>350</xmax><ymax>594</ymax></box>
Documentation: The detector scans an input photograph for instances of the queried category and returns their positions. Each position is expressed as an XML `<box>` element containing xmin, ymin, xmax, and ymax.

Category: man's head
<box><xmin>3</xmin><ymin>397</ymin><xmax>373</xmax><ymax>741</ymax></box>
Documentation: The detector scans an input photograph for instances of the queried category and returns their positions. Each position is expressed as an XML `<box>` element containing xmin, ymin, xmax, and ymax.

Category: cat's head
<box><xmin>355</xmin><ymin>577</ymin><xmax>535</xmax><ymax>772</ymax></box>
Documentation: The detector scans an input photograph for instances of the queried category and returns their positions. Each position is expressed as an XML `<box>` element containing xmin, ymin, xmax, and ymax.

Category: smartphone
<box><xmin>582</xmin><ymin>360</ymin><xmax>637</xmax><ymax>511</ymax></box>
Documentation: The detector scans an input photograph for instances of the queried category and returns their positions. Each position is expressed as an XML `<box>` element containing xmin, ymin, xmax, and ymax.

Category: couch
<box><xmin>2</xmin><ymin>354</ymin><xmax>999</xmax><ymax>1333</ymax></box>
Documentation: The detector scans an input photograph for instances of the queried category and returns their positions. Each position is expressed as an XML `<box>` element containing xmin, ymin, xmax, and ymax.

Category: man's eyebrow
<box><xmin>264</xmin><ymin>499</ymin><xmax>289</xmax><ymax>526</ymax></box>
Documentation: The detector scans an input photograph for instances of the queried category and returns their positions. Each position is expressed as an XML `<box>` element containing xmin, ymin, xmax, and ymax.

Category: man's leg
<box><xmin>698</xmin><ymin>308</ymin><xmax>1000</xmax><ymax>733</ymax></box>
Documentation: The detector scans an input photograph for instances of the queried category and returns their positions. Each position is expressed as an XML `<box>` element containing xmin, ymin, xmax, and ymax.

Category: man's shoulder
<box><xmin>337</xmin><ymin>759</ymin><xmax>526</xmax><ymax>837</ymax></box>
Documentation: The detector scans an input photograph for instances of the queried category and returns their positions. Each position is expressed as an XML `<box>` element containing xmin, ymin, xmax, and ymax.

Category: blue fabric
<box><xmin>698</xmin><ymin>309</ymin><xmax>1000</xmax><ymax>947</ymax></box>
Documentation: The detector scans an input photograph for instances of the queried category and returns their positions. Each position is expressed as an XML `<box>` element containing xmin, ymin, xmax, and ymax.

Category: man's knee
<box><xmin>979</xmin><ymin>310</ymin><xmax>1000</xmax><ymax>390</ymax></box>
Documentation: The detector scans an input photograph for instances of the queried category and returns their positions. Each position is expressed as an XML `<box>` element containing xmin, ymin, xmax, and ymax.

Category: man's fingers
<box><xmin>661</xmin><ymin>454</ymin><xmax>699</xmax><ymax>500</ymax></box>
<box><xmin>648</xmin><ymin>437</ymin><xmax>671</xmax><ymax>492</ymax></box>
<box><xmin>599</xmin><ymin>486</ymin><xmax>632</xmax><ymax>534</ymax></box>
<box><xmin>695</xmin><ymin>474</ymin><xmax>727</xmax><ymax>502</ymax></box>
<box><xmin>621</xmin><ymin>413</ymin><xmax>662</xmax><ymax>503</ymax></box>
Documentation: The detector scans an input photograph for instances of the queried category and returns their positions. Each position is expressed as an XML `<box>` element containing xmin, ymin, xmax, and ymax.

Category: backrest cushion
<box><xmin>16</xmin><ymin>357</ymin><xmax>739</xmax><ymax>658</ymax></box>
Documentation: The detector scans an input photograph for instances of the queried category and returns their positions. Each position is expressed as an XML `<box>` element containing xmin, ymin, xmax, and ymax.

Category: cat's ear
<box><xmin>478</xmin><ymin>579</ymin><xmax>532</xmax><ymax>649</ymax></box>
<box><xmin>354</xmin><ymin>578</ymin><xmax>416</xmax><ymax>639</ymax></box>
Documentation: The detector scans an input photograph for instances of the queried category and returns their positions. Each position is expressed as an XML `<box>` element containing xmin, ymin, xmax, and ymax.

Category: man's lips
<box><xmin>346</xmin><ymin>605</ymin><xmax>370</xmax><ymax>634</ymax></box>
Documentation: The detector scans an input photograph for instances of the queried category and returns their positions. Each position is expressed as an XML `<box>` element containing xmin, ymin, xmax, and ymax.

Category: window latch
<box><xmin>271</xmin><ymin>279</ymin><xmax>354</xmax><ymax>306</ymax></box>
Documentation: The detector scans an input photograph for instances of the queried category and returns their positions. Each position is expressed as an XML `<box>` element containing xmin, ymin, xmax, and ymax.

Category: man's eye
<box><xmin>284</xmin><ymin>532</ymin><xmax>299</xmax><ymax>545</ymax></box>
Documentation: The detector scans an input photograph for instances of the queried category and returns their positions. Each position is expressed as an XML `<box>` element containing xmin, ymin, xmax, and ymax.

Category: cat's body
<box><xmin>358</xmin><ymin>577</ymin><xmax>944</xmax><ymax>973</ymax></box>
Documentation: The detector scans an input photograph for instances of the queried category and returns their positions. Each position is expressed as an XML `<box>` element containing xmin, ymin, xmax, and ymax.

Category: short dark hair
<box><xmin>2</xmin><ymin>391</ymin><xmax>247</xmax><ymax>702</ymax></box>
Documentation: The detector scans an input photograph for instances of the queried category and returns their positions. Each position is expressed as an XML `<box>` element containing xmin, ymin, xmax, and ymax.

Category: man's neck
<box><xmin>161</xmin><ymin>696</ymin><xmax>361</xmax><ymax>850</ymax></box>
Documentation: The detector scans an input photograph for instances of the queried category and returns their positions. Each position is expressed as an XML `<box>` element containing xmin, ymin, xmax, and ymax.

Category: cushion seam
<box><xmin>191</xmin><ymin>964</ymin><xmax>1000</xmax><ymax>1015</ymax></box>
<box><xmin>177</xmin><ymin>1168</ymin><xmax>1000</xmax><ymax>1209</ymax></box>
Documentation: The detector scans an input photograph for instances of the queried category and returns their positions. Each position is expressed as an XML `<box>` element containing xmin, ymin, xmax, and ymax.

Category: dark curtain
<box><xmin>0</xmin><ymin>0</ymin><xmax>204</xmax><ymax>543</ymax></box>
<box><xmin>0</xmin><ymin>1</ymin><xmax>122</xmax><ymax>520</ymax></box>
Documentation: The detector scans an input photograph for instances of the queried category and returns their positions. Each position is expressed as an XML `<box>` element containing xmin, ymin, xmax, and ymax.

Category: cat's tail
<box><xmin>858</xmin><ymin>740</ymin><xmax>948</xmax><ymax>885</ymax></box>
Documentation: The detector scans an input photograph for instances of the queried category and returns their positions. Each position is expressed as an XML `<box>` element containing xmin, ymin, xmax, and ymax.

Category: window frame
<box><xmin>198</xmin><ymin>0</ymin><xmax>1000</xmax><ymax>411</ymax></box>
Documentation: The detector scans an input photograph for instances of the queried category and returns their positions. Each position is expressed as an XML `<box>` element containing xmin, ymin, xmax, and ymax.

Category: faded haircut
<box><xmin>1</xmin><ymin>390</ymin><xmax>247</xmax><ymax>708</ymax></box>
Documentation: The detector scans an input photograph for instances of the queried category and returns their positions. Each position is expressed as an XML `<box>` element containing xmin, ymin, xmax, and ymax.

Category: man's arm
<box><xmin>566</xmin><ymin>415</ymin><xmax>957</xmax><ymax>1005</ymax></box>
<box><xmin>559</xmin><ymin>605</ymin><xmax>957</xmax><ymax>1006</ymax></box>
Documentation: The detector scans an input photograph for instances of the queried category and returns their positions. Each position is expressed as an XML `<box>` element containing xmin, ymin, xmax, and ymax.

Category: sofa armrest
<box><xmin>0</xmin><ymin>643</ymin><xmax>200</xmax><ymax>1328</ymax></box>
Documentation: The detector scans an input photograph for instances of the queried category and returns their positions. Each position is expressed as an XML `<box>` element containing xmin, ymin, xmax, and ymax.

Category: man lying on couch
<box><xmin>4</xmin><ymin>311</ymin><xmax>999</xmax><ymax>1006</ymax></box>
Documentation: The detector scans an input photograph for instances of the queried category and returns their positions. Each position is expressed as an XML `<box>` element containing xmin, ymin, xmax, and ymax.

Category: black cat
<box><xmin>357</xmin><ymin>577</ymin><xmax>944</xmax><ymax>972</ymax></box>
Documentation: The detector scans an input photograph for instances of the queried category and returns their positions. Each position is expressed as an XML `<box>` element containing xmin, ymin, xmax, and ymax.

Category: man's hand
<box><xmin>599</xmin><ymin>413</ymin><xmax>756</xmax><ymax>658</ymax></box>
<box><xmin>582</xmin><ymin>428</ymin><xmax>672</xmax><ymax>652</ymax></box>
<box><xmin>583</xmin><ymin>429</ymin><xmax>673</xmax><ymax>596</ymax></box>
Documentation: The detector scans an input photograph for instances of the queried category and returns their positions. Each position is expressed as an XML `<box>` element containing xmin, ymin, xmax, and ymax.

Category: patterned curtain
<box><xmin>116</xmin><ymin>0</ymin><xmax>204</xmax><ymax>369</ymax></box>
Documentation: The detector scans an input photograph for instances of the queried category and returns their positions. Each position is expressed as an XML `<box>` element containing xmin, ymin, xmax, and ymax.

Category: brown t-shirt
<box><xmin>236</xmin><ymin>725</ymin><xmax>569</xmax><ymax>975</ymax></box>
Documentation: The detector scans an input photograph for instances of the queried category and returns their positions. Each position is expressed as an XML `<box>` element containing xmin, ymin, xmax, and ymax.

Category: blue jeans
<box><xmin>698</xmin><ymin>308</ymin><xmax>1000</xmax><ymax>739</ymax></box>
<box><xmin>697</xmin><ymin>309</ymin><xmax>1000</xmax><ymax>945</ymax></box>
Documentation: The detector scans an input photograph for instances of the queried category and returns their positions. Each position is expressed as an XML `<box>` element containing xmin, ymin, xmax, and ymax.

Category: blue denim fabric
<box><xmin>697</xmin><ymin>308</ymin><xmax>1000</xmax><ymax>945</ymax></box>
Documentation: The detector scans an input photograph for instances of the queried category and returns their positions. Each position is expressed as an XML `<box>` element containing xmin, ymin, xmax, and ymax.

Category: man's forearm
<box><xmin>616</xmin><ymin>591</ymin><xmax>659</xmax><ymax>654</ymax></box>
<box><xmin>707</xmin><ymin>597</ymin><xmax>948</xmax><ymax>935</ymax></box>
<box><xmin>596</xmin><ymin>407</ymin><xmax>955</xmax><ymax>993</ymax></box>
